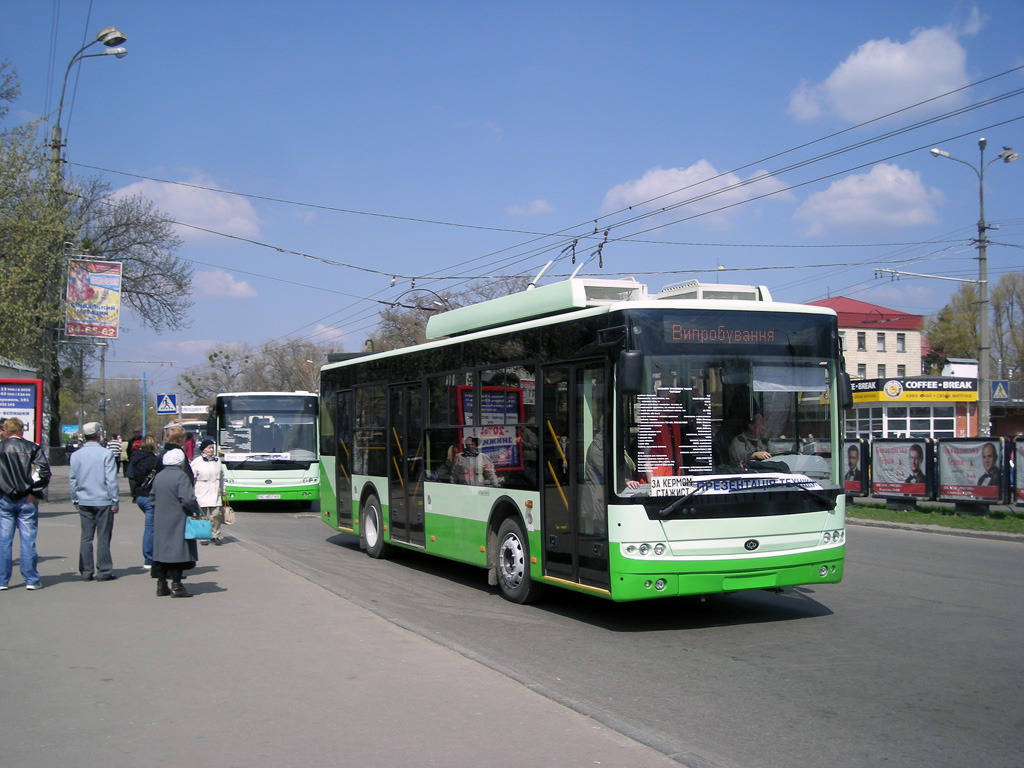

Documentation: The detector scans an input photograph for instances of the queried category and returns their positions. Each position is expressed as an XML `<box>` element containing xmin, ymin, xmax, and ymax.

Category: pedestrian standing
<box><xmin>190</xmin><ymin>439</ymin><xmax>225</xmax><ymax>545</ymax></box>
<box><xmin>69</xmin><ymin>422</ymin><xmax>120</xmax><ymax>581</ymax></box>
<box><xmin>107</xmin><ymin>433</ymin><xmax>123</xmax><ymax>474</ymax></box>
<box><xmin>159</xmin><ymin>424</ymin><xmax>195</xmax><ymax>484</ymax></box>
<box><xmin>150</xmin><ymin>449</ymin><xmax>199</xmax><ymax>598</ymax></box>
<box><xmin>128</xmin><ymin>436</ymin><xmax>159</xmax><ymax>569</ymax></box>
<box><xmin>0</xmin><ymin>417</ymin><xmax>51</xmax><ymax>590</ymax></box>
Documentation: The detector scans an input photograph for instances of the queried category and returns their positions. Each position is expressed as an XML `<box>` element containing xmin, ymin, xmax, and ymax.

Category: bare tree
<box><xmin>368</xmin><ymin>276</ymin><xmax>531</xmax><ymax>352</ymax></box>
<box><xmin>991</xmin><ymin>272</ymin><xmax>1024</xmax><ymax>381</ymax></box>
<box><xmin>178</xmin><ymin>339</ymin><xmax>331</xmax><ymax>400</ymax></box>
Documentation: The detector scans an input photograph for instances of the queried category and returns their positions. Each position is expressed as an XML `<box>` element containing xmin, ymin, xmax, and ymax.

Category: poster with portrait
<box><xmin>843</xmin><ymin>439</ymin><xmax>868</xmax><ymax>495</ymax></box>
<box><xmin>870</xmin><ymin>439</ymin><xmax>931</xmax><ymax>499</ymax></box>
<box><xmin>937</xmin><ymin>438</ymin><xmax>1006</xmax><ymax>503</ymax></box>
<box><xmin>65</xmin><ymin>259</ymin><xmax>122</xmax><ymax>338</ymax></box>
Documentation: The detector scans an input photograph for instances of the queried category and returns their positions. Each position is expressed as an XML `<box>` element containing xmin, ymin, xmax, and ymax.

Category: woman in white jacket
<box><xmin>190</xmin><ymin>439</ymin><xmax>226</xmax><ymax>545</ymax></box>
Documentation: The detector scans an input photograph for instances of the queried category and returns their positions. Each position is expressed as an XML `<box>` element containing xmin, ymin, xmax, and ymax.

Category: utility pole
<box><xmin>929</xmin><ymin>138</ymin><xmax>1019</xmax><ymax>436</ymax></box>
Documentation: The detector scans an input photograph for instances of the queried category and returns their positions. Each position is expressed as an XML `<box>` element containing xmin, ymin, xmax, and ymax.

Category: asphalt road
<box><xmin>234</xmin><ymin>506</ymin><xmax>1024</xmax><ymax>768</ymax></box>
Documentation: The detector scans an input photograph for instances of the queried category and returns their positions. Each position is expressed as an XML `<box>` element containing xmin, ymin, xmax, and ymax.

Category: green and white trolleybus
<box><xmin>319</xmin><ymin>277</ymin><xmax>850</xmax><ymax>603</ymax></box>
<box><xmin>210</xmin><ymin>391</ymin><xmax>320</xmax><ymax>507</ymax></box>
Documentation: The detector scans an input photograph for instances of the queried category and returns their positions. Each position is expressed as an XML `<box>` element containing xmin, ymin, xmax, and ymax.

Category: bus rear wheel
<box><xmin>496</xmin><ymin>517</ymin><xmax>543</xmax><ymax>604</ymax></box>
<box><xmin>361</xmin><ymin>494</ymin><xmax>393</xmax><ymax>559</ymax></box>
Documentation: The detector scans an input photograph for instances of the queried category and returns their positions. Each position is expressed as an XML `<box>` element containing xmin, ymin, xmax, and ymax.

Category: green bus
<box><xmin>211</xmin><ymin>391</ymin><xmax>320</xmax><ymax>507</ymax></box>
<box><xmin>319</xmin><ymin>278</ymin><xmax>849</xmax><ymax>603</ymax></box>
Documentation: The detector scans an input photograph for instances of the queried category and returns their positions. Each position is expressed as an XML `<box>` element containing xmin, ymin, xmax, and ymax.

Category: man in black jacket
<box><xmin>0</xmin><ymin>417</ymin><xmax>51</xmax><ymax>590</ymax></box>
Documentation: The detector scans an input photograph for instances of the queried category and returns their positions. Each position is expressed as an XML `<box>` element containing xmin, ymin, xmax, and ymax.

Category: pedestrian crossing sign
<box><xmin>991</xmin><ymin>380</ymin><xmax>1009</xmax><ymax>402</ymax></box>
<box><xmin>156</xmin><ymin>393</ymin><xmax>178</xmax><ymax>414</ymax></box>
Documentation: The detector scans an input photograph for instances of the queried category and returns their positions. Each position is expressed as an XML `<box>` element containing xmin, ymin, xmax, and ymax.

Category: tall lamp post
<box><xmin>49</xmin><ymin>26</ymin><xmax>128</xmax><ymax>171</ymax></box>
<box><xmin>929</xmin><ymin>138</ymin><xmax>1019</xmax><ymax>437</ymax></box>
<box><xmin>44</xmin><ymin>26</ymin><xmax>127</xmax><ymax>447</ymax></box>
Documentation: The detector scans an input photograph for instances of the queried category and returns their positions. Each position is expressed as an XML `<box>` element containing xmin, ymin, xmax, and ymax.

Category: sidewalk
<box><xmin>0</xmin><ymin>466</ymin><xmax>682</xmax><ymax>768</ymax></box>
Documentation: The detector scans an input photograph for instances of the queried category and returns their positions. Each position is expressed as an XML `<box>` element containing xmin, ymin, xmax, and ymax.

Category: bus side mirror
<box><xmin>619</xmin><ymin>350</ymin><xmax>643</xmax><ymax>395</ymax></box>
<box><xmin>206</xmin><ymin>415</ymin><xmax>216</xmax><ymax>438</ymax></box>
<box><xmin>839</xmin><ymin>372</ymin><xmax>853</xmax><ymax>410</ymax></box>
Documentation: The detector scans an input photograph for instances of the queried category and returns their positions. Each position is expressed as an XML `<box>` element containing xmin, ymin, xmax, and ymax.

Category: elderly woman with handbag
<box><xmin>149</xmin><ymin>450</ymin><xmax>201</xmax><ymax>598</ymax></box>
<box><xmin>190</xmin><ymin>439</ymin><xmax>226</xmax><ymax>545</ymax></box>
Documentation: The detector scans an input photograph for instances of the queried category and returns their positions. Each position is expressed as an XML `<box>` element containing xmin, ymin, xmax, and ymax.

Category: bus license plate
<box><xmin>257</xmin><ymin>493</ymin><xmax>281</xmax><ymax>500</ymax></box>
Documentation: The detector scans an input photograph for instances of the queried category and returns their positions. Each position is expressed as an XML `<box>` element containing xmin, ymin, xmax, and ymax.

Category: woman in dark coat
<box><xmin>149</xmin><ymin>449</ymin><xmax>200</xmax><ymax>598</ymax></box>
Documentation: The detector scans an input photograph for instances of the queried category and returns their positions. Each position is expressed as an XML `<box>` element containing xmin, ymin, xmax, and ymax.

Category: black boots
<box><xmin>156</xmin><ymin>579</ymin><xmax>171</xmax><ymax>597</ymax></box>
<box><xmin>170</xmin><ymin>581</ymin><xmax>192</xmax><ymax>598</ymax></box>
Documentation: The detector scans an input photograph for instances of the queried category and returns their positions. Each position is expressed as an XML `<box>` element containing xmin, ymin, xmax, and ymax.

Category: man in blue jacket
<box><xmin>0</xmin><ymin>417</ymin><xmax>51</xmax><ymax>590</ymax></box>
<box><xmin>69</xmin><ymin>422</ymin><xmax>120</xmax><ymax>581</ymax></box>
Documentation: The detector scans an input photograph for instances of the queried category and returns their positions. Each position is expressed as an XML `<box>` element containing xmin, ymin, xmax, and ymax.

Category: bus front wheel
<box><xmin>361</xmin><ymin>494</ymin><xmax>393</xmax><ymax>559</ymax></box>
<box><xmin>496</xmin><ymin>517</ymin><xmax>544</xmax><ymax>604</ymax></box>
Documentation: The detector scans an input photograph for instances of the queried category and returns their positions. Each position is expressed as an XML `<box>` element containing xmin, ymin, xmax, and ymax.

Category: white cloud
<box><xmin>112</xmin><ymin>174</ymin><xmax>260</xmax><ymax>243</ymax></box>
<box><xmin>787</xmin><ymin>13</ymin><xmax>982</xmax><ymax>124</ymax></box>
<box><xmin>308</xmin><ymin>323</ymin><xmax>350</xmax><ymax>349</ymax></box>
<box><xmin>602</xmin><ymin>161</ymin><xmax>792</xmax><ymax>228</ymax></box>
<box><xmin>193</xmin><ymin>269</ymin><xmax>257</xmax><ymax>299</ymax></box>
<box><xmin>794</xmin><ymin>163</ymin><xmax>943</xmax><ymax>236</ymax></box>
<box><xmin>506</xmin><ymin>199</ymin><xmax>553</xmax><ymax>216</ymax></box>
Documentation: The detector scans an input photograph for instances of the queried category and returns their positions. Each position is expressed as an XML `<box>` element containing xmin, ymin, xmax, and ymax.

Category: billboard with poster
<box><xmin>843</xmin><ymin>438</ymin><xmax>868</xmax><ymax>495</ymax></box>
<box><xmin>937</xmin><ymin>438</ymin><xmax>1007</xmax><ymax>504</ymax></box>
<box><xmin>870</xmin><ymin>439</ymin><xmax>932</xmax><ymax>499</ymax></box>
<box><xmin>0</xmin><ymin>378</ymin><xmax>43</xmax><ymax>443</ymax></box>
<box><xmin>65</xmin><ymin>259</ymin><xmax>122</xmax><ymax>339</ymax></box>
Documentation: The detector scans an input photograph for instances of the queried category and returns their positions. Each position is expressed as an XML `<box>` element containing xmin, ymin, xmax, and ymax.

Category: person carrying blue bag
<box><xmin>149</xmin><ymin>449</ymin><xmax>200</xmax><ymax>598</ymax></box>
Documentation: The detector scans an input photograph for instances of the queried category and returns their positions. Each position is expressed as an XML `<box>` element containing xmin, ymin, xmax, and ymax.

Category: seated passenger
<box><xmin>728</xmin><ymin>413</ymin><xmax>772</xmax><ymax>464</ymax></box>
<box><xmin>452</xmin><ymin>437</ymin><xmax>499</xmax><ymax>487</ymax></box>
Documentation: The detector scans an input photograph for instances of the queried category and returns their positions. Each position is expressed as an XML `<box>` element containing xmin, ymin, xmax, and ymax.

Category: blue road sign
<box><xmin>991</xmin><ymin>380</ymin><xmax>1010</xmax><ymax>403</ymax></box>
<box><xmin>155</xmin><ymin>393</ymin><xmax>178</xmax><ymax>414</ymax></box>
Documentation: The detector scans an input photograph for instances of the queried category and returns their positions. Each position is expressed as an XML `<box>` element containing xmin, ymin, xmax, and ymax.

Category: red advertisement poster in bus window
<box><xmin>456</xmin><ymin>386</ymin><xmax>524</xmax><ymax>471</ymax></box>
<box><xmin>937</xmin><ymin>439</ymin><xmax>1003</xmax><ymax>502</ymax></box>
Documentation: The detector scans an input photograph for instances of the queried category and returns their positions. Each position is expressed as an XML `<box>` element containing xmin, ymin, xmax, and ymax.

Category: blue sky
<box><xmin>3</xmin><ymin>1</ymin><xmax>1023</xmax><ymax>395</ymax></box>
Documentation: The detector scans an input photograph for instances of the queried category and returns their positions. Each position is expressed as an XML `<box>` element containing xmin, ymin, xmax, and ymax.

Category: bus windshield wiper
<box><xmin>657</xmin><ymin>483</ymin><xmax>710</xmax><ymax>518</ymax></box>
<box><xmin>787</xmin><ymin>481</ymin><xmax>838</xmax><ymax>508</ymax></box>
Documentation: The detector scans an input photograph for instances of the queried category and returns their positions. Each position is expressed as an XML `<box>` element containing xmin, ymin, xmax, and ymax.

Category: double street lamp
<box><xmin>929</xmin><ymin>138</ymin><xmax>1019</xmax><ymax>437</ymax></box>
<box><xmin>49</xmin><ymin>26</ymin><xmax>128</xmax><ymax>170</ymax></box>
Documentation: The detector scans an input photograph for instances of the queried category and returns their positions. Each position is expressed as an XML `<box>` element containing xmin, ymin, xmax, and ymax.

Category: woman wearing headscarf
<box><xmin>190</xmin><ymin>438</ymin><xmax>226</xmax><ymax>545</ymax></box>
<box><xmin>149</xmin><ymin>449</ymin><xmax>200</xmax><ymax>598</ymax></box>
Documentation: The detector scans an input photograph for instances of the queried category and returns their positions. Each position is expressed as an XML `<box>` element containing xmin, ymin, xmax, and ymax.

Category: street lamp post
<box><xmin>929</xmin><ymin>138</ymin><xmax>1019</xmax><ymax>437</ymax></box>
<box><xmin>43</xmin><ymin>26</ymin><xmax>127</xmax><ymax>448</ymax></box>
<box><xmin>49</xmin><ymin>26</ymin><xmax>128</xmax><ymax>172</ymax></box>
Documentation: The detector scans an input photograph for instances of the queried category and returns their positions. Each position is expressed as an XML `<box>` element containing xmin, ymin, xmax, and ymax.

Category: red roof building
<box><xmin>807</xmin><ymin>297</ymin><xmax>924</xmax><ymax>380</ymax></box>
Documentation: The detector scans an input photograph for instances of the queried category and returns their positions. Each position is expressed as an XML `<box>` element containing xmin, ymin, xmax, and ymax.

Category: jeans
<box><xmin>0</xmin><ymin>493</ymin><xmax>40</xmax><ymax>587</ymax></box>
<box><xmin>78</xmin><ymin>505</ymin><xmax>115</xmax><ymax>578</ymax></box>
<box><xmin>135</xmin><ymin>495</ymin><xmax>154</xmax><ymax>565</ymax></box>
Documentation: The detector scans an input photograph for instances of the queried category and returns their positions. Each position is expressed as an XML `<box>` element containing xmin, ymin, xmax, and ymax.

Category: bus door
<box><xmin>335</xmin><ymin>390</ymin><xmax>354</xmax><ymax>529</ymax></box>
<box><xmin>388</xmin><ymin>383</ymin><xmax>425</xmax><ymax>547</ymax></box>
<box><xmin>541</xmin><ymin>362</ymin><xmax>610</xmax><ymax>590</ymax></box>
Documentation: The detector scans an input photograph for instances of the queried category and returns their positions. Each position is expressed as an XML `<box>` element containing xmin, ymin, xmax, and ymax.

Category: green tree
<box><xmin>922</xmin><ymin>283</ymin><xmax>979</xmax><ymax>372</ymax></box>
<box><xmin>0</xmin><ymin>62</ymin><xmax>193</xmax><ymax>445</ymax></box>
<box><xmin>922</xmin><ymin>271</ymin><xmax>1024</xmax><ymax>380</ymax></box>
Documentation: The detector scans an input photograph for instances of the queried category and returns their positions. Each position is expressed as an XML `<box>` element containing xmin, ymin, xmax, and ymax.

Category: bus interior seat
<box><xmin>712</xmin><ymin>419</ymin><xmax>745</xmax><ymax>467</ymax></box>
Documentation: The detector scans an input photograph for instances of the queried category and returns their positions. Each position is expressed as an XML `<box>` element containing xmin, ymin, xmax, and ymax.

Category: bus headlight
<box><xmin>638</xmin><ymin>543</ymin><xmax>650</xmax><ymax>556</ymax></box>
<box><xmin>653</xmin><ymin>543</ymin><xmax>666</xmax><ymax>556</ymax></box>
